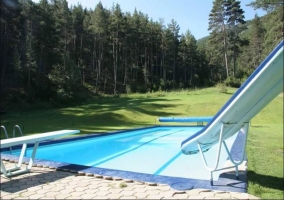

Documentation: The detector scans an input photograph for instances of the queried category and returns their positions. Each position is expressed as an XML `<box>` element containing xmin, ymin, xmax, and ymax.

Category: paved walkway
<box><xmin>1</xmin><ymin>161</ymin><xmax>260</xmax><ymax>199</ymax></box>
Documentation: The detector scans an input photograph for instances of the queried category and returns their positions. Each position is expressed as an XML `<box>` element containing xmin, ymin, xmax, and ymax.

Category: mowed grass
<box><xmin>0</xmin><ymin>87</ymin><xmax>283</xmax><ymax>199</ymax></box>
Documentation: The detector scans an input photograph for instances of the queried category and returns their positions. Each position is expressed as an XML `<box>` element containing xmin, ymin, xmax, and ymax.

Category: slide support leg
<box><xmin>198</xmin><ymin>123</ymin><xmax>226</xmax><ymax>185</ymax></box>
<box><xmin>197</xmin><ymin>123</ymin><xmax>249</xmax><ymax>185</ymax></box>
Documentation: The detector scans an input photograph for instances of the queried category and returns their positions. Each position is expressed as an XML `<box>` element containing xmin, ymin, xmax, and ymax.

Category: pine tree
<box><xmin>87</xmin><ymin>2</ymin><xmax>109</xmax><ymax>93</ymax></box>
<box><xmin>208</xmin><ymin>0</ymin><xmax>229</xmax><ymax>79</ymax></box>
<box><xmin>224</xmin><ymin>0</ymin><xmax>245</xmax><ymax>77</ymax></box>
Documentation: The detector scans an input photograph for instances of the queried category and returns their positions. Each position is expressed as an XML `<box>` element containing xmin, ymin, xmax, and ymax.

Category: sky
<box><xmin>33</xmin><ymin>0</ymin><xmax>267</xmax><ymax>40</ymax></box>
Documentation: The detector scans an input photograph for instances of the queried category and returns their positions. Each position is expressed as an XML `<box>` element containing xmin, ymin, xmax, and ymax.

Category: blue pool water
<box><xmin>2</xmin><ymin>126</ymin><xmax>238</xmax><ymax>181</ymax></box>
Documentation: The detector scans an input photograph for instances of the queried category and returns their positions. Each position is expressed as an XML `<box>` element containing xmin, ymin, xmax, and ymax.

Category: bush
<box><xmin>216</xmin><ymin>83</ymin><xmax>228</xmax><ymax>94</ymax></box>
<box><xmin>224</xmin><ymin>77</ymin><xmax>242</xmax><ymax>88</ymax></box>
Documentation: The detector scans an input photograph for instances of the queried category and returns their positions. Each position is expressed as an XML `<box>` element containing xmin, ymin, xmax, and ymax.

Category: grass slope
<box><xmin>0</xmin><ymin>87</ymin><xmax>283</xmax><ymax>199</ymax></box>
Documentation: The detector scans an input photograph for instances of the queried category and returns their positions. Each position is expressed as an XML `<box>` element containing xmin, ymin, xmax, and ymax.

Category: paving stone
<box><xmin>9</xmin><ymin>182</ymin><xmax>24</xmax><ymax>187</ymax></box>
<box><xmin>108</xmin><ymin>188</ymin><xmax>123</xmax><ymax>194</ymax></box>
<box><xmin>214</xmin><ymin>190</ymin><xmax>227</xmax><ymax>194</ymax></box>
<box><xmin>28</xmin><ymin>194</ymin><xmax>45</xmax><ymax>199</ymax></box>
<box><xmin>13</xmin><ymin>196</ymin><xmax>29</xmax><ymax>200</ymax></box>
<box><xmin>146</xmin><ymin>194</ymin><xmax>164</xmax><ymax>199</ymax></box>
<box><xmin>62</xmin><ymin>185</ymin><xmax>76</xmax><ymax>191</ymax></box>
<box><xmin>0</xmin><ymin>183</ymin><xmax>13</xmax><ymax>190</ymax></box>
<box><xmin>146</xmin><ymin>182</ymin><xmax>158</xmax><ymax>186</ymax></box>
<box><xmin>82</xmin><ymin>189</ymin><xmax>99</xmax><ymax>194</ymax></box>
<box><xmin>44</xmin><ymin>191</ymin><xmax>61</xmax><ymax>197</ymax></box>
<box><xmin>173</xmin><ymin>193</ymin><xmax>190</xmax><ymax>199</ymax></box>
<box><xmin>0</xmin><ymin>191</ymin><xmax>10</xmax><ymax>197</ymax></box>
<box><xmin>133</xmin><ymin>184</ymin><xmax>147</xmax><ymax>189</ymax></box>
<box><xmin>65</xmin><ymin>196</ymin><xmax>82</xmax><ymax>199</ymax></box>
<box><xmin>198</xmin><ymin>189</ymin><xmax>212</xmax><ymax>193</ymax></box>
<box><xmin>248</xmin><ymin>194</ymin><xmax>261</xmax><ymax>199</ymax></box>
<box><xmin>186</xmin><ymin>189</ymin><xmax>201</xmax><ymax>196</ymax></box>
<box><xmin>54</xmin><ymin>193</ymin><xmax>72</xmax><ymax>199</ymax></box>
<box><xmin>0</xmin><ymin>160</ymin><xmax>257</xmax><ymax>200</ymax></box>
<box><xmin>214</xmin><ymin>192</ymin><xmax>232</xmax><ymax>199</ymax></box>
<box><xmin>107</xmin><ymin>193</ymin><xmax>124</xmax><ymax>199</ymax></box>
<box><xmin>158</xmin><ymin>186</ymin><xmax>171</xmax><ymax>191</ymax></box>
<box><xmin>94</xmin><ymin>174</ymin><xmax>103</xmax><ymax>178</ymax></box>
<box><xmin>1</xmin><ymin>194</ymin><xmax>21</xmax><ymax>200</ymax></box>
<box><xmin>18</xmin><ymin>191</ymin><xmax>37</xmax><ymax>197</ymax></box>
<box><xmin>0</xmin><ymin>177</ymin><xmax>11</xmax><ymax>183</ymax></box>
<box><xmin>132</xmin><ymin>187</ymin><xmax>148</xmax><ymax>193</ymax></box>
<box><xmin>124</xmin><ymin>179</ymin><xmax>133</xmax><ymax>183</ymax></box>
<box><xmin>91</xmin><ymin>196</ymin><xmax>109</xmax><ymax>199</ymax></box>
<box><xmin>69</xmin><ymin>191</ymin><xmax>85</xmax><ymax>197</ymax></box>
<box><xmin>39</xmin><ymin>197</ymin><xmax>56</xmax><ymax>199</ymax></box>
<box><xmin>87</xmin><ymin>184</ymin><xmax>102</xmax><ymax>189</ymax></box>
<box><xmin>113</xmin><ymin>177</ymin><xmax>123</xmax><ymax>181</ymax></box>
<box><xmin>94</xmin><ymin>191</ymin><xmax>111</xmax><ymax>197</ymax></box>
<box><xmin>76</xmin><ymin>182</ymin><xmax>91</xmax><ymax>187</ymax></box>
<box><xmin>120</xmin><ymin>190</ymin><xmax>136</xmax><ymax>196</ymax></box>
<box><xmin>57</xmin><ymin>179</ymin><xmax>72</xmax><ymax>184</ymax></box>
<box><xmin>199</xmin><ymin>191</ymin><xmax>217</xmax><ymax>198</ymax></box>
<box><xmin>120</xmin><ymin>196</ymin><xmax>137</xmax><ymax>199</ymax></box>
<box><xmin>186</xmin><ymin>195</ymin><xmax>206</xmax><ymax>199</ymax></box>
<box><xmin>120</xmin><ymin>186</ymin><xmax>136</xmax><ymax>191</ymax></box>
<box><xmin>104</xmin><ymin>176</ymin><xmax>113</xmax><ymax>180</ymax></box>
<box><xmin>230</xmin><ymin>192</ymin><xmax>250</xmax><ymax>199</ymax></box>
<box><xmin>97</xmin><ymin>182</ymin><xmax>112</xmax><ymax>187</ymax></box>
<box><xmin>80</xmin><ymin>193</ymin><xmax>98</xmax><ymax>199</ymax></box>
<box><xmin>49</xmin><ymin>186</ymin><xmax>65</xmax><ymax>192</ymax></box>
<box><xmin>173</xmin><ymin>190</ymin><xmax>186</xmax><ymax>194</ymax></box>
<box><xmin>35</xmin><ymin>189</ymin><xmax>51</xmax><ymax>195</ymax></box>
<box><xmin>98</xmin><ymin>186</ymin><xmax>111</xmax><ymax>191</ymax></box>
<box><xmin>133</xmin><ymin>192</ymin><xmax>148</xmax><ymax>199</ymax></box>
<box><xmin>204</xmin><ymin>197</ymin><xmax>222</xmax><ymax>199</ymax></box>
<box><xmin>74</xmin><ymin>186</ymin><xmax>88</xmax><ymax>192</ymax></box>
<box><xmin>159</xmin><ymin>191</ymin><xmax>175</xmax><ymax>198</ymax></box>
<box><xmin>146</xmin><ymin>189</ymin><xmax>161</xmax><ymax>195</ymax></box>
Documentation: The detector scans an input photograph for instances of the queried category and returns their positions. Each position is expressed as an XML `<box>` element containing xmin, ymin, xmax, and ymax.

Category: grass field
<box><xmin>0</xmin><ymin>87</ymin><xmax>283</xmax><ymax>199</ymax></box>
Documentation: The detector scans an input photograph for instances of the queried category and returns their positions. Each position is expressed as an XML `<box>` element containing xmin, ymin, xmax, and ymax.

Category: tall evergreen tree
<box><xmin>208</xmin><ymin>0</ymin><xmax>229</xmax><ymax>79</ymax></box>
<box><xmin>224</xmin><ymin>0</ymin><xmax>245</xmax><ymax>77</ymax></box>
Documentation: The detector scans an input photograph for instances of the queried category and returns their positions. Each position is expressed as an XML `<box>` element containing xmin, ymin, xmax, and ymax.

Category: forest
<box><xmin>0</xmin><ymin>0</ymin><xmax>283</xmax><ymax>106</ymax></box>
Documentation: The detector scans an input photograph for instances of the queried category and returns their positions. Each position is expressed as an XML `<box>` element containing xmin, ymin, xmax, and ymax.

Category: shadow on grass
<box><xmin>247</xmin><ymin>170</ymin><xmax>284</xmax><ymax>191</ymax></box>
<box><xmin>225</xmin><ymin>92</ymin><xmax>235</xmax><ymax>95</ymax></box>
<box><xmin>1</xmin><ymin>96</ymin><xmax>185</xmax><ymax>137</ymax></box>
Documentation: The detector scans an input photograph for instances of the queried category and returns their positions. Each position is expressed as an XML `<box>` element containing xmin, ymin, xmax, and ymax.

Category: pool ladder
<box><xmin>1</xmin><ymin>125</ymin><xmax>24</xmax><ymax>154</ymax></box>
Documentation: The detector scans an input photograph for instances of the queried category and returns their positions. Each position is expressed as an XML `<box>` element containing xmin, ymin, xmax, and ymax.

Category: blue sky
<box><xmin>34</xmin><ymin>0</ymin><xmax>266</xmax><ymax>40</ymax></box>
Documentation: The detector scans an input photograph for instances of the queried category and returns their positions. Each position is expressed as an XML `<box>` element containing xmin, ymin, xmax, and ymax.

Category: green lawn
<box><xmin>1</xmin><ymin>87</ymin><xmax>283</xmax><ymax>199</ymax></box>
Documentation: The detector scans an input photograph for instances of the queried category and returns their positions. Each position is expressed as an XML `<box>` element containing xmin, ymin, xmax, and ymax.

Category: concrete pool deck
<box><xmin>1</xmin><ymin>161</ymin><xmax>260</xmax><ymax>199</ymax></box>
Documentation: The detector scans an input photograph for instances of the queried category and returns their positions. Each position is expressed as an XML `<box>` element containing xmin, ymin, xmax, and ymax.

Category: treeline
<box><xmin>0</xmin><ymin>0</ymin><xmax>283</xmax><ymax>105</ymax></box>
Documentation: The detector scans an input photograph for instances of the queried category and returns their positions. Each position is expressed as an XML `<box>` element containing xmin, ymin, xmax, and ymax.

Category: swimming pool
<box><xmin>1</xmin><ymin>125</ymin><xmax>246</xmax><ymax>192</ymax></box>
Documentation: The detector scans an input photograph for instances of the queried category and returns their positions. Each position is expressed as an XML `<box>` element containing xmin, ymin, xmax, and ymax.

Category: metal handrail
<box><xmin>13</xmin><ymin>125</ymin><xmax>24</xmax><ymax>138</ymax></box>
<box><xmin>1</xmin><ymin>125</ymin><xmax>9</xmax><ymax>139</ymax></box>
<box><xmin>1</xmin><ymin>125</ymin><xmax>12</xmax><ymax>154</ymax></box>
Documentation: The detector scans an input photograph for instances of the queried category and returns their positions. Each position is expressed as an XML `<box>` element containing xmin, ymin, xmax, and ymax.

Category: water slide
<box><xmin>181</xmin><ymin>40</ymin><xmax>283</xmax><ymax>155</ymax></box>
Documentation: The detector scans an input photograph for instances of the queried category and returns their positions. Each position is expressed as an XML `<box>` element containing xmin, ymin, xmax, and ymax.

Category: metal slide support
<box><xmin>197</xmin><ymin>123</ymin><xmax>226</xmax><ymax>185</ymax></box>
<box><xmin>1</xmin><ymin>142</ymin><xmax>39</xmax><ymax>177</ymax></box>
<box><xmin>197</xmin><ymin>122</ymin><xmax>249</xmax><ymax>185</ymax></box>
<box><xmin>222</xmin><ymin>122</ymin><xmax>249</xmax><ymax>180</ymax></box>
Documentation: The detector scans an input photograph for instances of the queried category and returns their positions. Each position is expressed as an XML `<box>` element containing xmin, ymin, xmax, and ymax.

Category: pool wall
<box><xmin>1</xmin><ymin>125</ymin><xmax>247</xmax><ymax>193</ymax></box>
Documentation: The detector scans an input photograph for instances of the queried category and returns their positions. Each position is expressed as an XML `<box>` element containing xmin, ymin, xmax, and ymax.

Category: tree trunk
<box><xmin>222</xmin><ymin>24</ymin><xmax>229</xmax><ymax>78</ymax></box>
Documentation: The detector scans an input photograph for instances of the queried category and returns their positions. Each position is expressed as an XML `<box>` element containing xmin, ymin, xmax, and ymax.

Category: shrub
<box><xmin>224</xmin><ymin>77</ymin><xmax>242</xmax><ymax>88</ymax></box>
<box><xmin>216</xmin><ymin>83</ymin><xmax>228</xmax><ymax>94</ymax></box>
